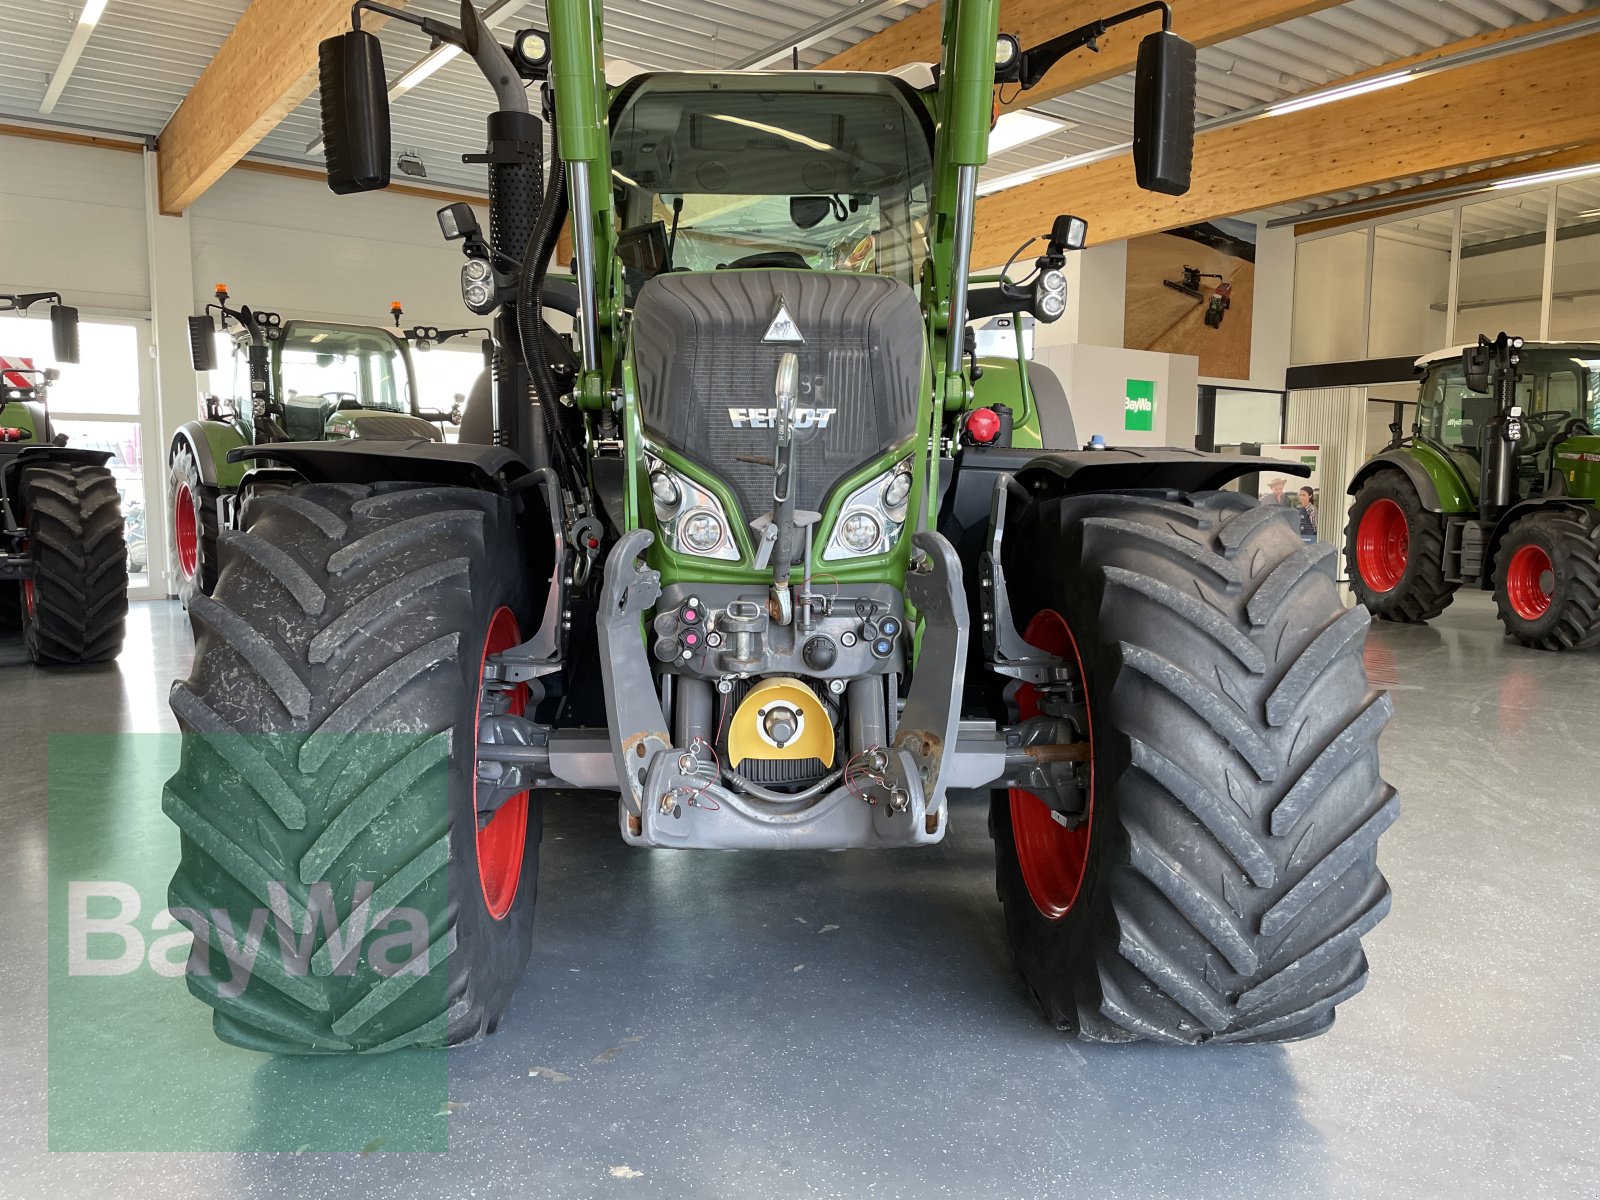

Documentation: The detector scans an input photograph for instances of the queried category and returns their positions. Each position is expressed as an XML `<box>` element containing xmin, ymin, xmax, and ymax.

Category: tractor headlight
<box><xmin>681</xmin><ymin>509</ymin><xmax>726</xmax><ymax>553</ymax></box>
<box><xmin>1033</xmin><ymin>268</ymin><xmax>1068</xmax><ymax>322</ymax></box>
<box><xmin>461</xmin><ymin>259</ymin><xmax>495</xmax><ymax>313</ymax></box>
<box><xmin>824</xmin><ymin>456</ymin><xmax>913</xmax><ymax>561</ymax></box>
<box><xmin>645</xmin><ymin>453</ymin><xmax>740</xmax><ymax>561</ymax></box>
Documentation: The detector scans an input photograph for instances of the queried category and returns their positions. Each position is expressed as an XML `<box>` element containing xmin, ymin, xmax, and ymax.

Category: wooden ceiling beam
<box><xmin>156</xmin><ymin>0</ymin><xmax>406</xmax><ymax>215</ymax></box>
<box><xmin>820</xmin><ymin>0</ymin><xmax>1343</xmax><ymax>114</ymax></box>
<box><xmin>972</xmin><ymin>24</ymin><xmax>1600</xmax><ymax>263</ymax></box>
<box><xmin>1292</xmin><ymin>143</ymin><xmax>1600</xmax><ymax>235</ymax></box>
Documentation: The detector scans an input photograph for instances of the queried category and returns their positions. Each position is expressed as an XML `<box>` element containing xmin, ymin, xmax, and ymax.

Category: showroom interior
<box><xmin>3</xmin><ymin>0</ymin><xmax>1598</xmax><ymax>1195</ymax></box>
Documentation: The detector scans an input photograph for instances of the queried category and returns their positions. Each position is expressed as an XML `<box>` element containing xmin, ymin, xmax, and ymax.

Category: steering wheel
<box><xmin>319</xmin><ymin>391</ymin><xmax>360</xmax><ymax>411</ymax></box>
<box><xmin>1525</xmin><ymin>408</ymin><xmax>1574</xmax><ymax>430</ymax></box>
<box><xmin>720</xmin><ymin>251</ymin><xmax>811</xmax><ymax>270</ymax></box>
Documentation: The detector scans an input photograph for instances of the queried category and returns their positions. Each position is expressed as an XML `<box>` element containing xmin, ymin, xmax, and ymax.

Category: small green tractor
<box><xmin>1347</xmin><ymin>333</ymin><xmax>1600</xmax><ymax>650</ymax></box>
<box><xmin>170</xmin><ymin>287</ymin><xmax>488</xmax><ymax>604</ymax></box>
<box><xmin>164</xmin><ymin>0</ymin><xmax>1393</xmax><ymax>1052</ymax></box>
<box><xmin>0</xmin><ymin>293</ymin><xmax>127</xmax><ymax>664</ymax></box>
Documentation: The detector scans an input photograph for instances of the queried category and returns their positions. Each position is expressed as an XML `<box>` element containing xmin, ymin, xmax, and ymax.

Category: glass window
<box><xmin>411</xmin><ymin>344</ymin><xmax>488</xmax><ymax>440</ymax></box>
<box><xmin>609</xmin><ymin>75</ymin><xmax>933</xmax><ymax>295</ymax></box>
<box><xmin>1551</xmin><ymin>180</ymin><xmax>1600</xmax><ymax>342</ymax></box>
<box><xmin>277</xmin><ymin>323</ymin><xmax>408</xmax><ymax>413</ymax></box>
<box><xmin>1291</xmin><ymin>231</ymin><xmax>1367</xmax><ymax>364</ymax></box>
<box><xmin>1369</xmin><ymin>211</ymin><xmax>1452</xmax><ymax>357</ymax></box>
<box><xmin>1455</xmin><ymin>191</ymin><xmax>1549</xmax><ymax>343</ymax></box>
<box><xmin>0</xmin><ymin>316</ymin><xmax>141</xmax><ymax>415</ymax></box>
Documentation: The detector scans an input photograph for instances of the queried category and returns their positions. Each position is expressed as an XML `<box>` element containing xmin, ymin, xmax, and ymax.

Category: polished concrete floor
<box><xmin>4</xmin><ymin>592</ymin><xmax>1598</xmax><ymax>1197</ymax></box>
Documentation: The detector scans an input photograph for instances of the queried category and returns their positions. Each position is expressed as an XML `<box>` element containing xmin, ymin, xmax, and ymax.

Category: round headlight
<box><xmin>649</xmin><ymin>469</ymin><xmax>681</xmax><ymax>517</ymax></box>
<box><xmin>1039</xmin><ymin>290</ymin><xmax>1066</xmax><ymax>319</ymax></box>
<box><xmin>463</xmin><ymin>259</ymin><xmax>491</xmax><ymax>283</ymax></box>
<box><xmin>463</xmin><ymin>280</ymin><xmax>494</xmax><ymax>310</ymax></box>
<box><xmin>1040</xmin><ymin>268</ymin><xmax>1066</xmax><ymax>295</ymax></box>
<box><xmin>840</xmin><ymin>510</ymin><xmax>882</xmax><ymax>553</ymax></box>
<box><xmin>882</xmin><ymin>471</ymin><xmax>912</xmax><ymax>515</ymax></box>
<box><xmin>681</xmin><ymin>509</ymin><xmax>724</xmax><ymax>553</ymax></box>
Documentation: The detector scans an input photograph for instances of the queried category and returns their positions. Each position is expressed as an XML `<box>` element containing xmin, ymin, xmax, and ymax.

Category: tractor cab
<box><xmin>1415</xmin><ymin>341</ymin><xmax>1600</xmax><ymax>503</ymax></box>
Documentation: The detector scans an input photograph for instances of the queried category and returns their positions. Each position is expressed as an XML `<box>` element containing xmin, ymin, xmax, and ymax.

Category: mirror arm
<box><xmin>1016</xmin><ymin>1</ymin><xmax>1171</xmax><ymax>90</ymax></box>
<box><xmin>351</xmin><ymin>1</ymin><xmax>467</xmax><ymax>50</ymax></box>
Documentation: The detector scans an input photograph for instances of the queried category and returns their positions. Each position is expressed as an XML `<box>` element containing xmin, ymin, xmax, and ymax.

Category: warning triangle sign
<box><xmin>763</xmin><ymin>300</ymin><xmax>805</xmax><ymax>344</ymax></box>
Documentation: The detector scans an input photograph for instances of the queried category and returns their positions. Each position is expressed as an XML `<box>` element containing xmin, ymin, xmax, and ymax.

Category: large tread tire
<box><xmin>1345</xmin><ymin>471</ymin><xmax>1457</xmax><ymax>623</ymax></box>
<box><xmin>165</xmin><ymin>483</ymin><xmax>542</xmax><ymax>1053</ymax></box>
<box><xmin>1491</xmin><ymin>508</ymin><xmax>1600</xmax><ymax>651</ymax></box>
<box><xmin>995</xmin><ymin>491</ymin><xmax>1395</xmax><ymax>1044</ymax></box>
<box><xmin>169</xmin><ymin>443</ymin><xmax>221</xmax><ymax>608</ymax></box>
<box><xmin>20</xmin><ymin>463</ymin><xmax>128</xmax><ymax>665</ymax></box>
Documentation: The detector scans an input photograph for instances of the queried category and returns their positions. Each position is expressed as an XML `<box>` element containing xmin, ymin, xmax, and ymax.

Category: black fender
<box><xmin>231</xmin><ymin>438</ymin><xmax>532</xmax><ymax>493</ymax></box>
<box><xmin>1015</xmin><ymin>446</ymin><xmax>1308</xmax><ymax>498</ymax></box>
<box><xmin>169</xmin><ymin>425</ymin><xmax>221</xmax><ymax>489</ymax></box>
<box><xmin>1482</xmin><ymin>496</ymin><xmax>1599</xmax><ymax>584</ymax></box>
<box><xmin>1348</xmin><ymin>451</ymin><xmax>1445</xmax><ymax>512</ymax></box>
<box><xmin>2</xmin><ymin>444</ymin><xmax>112</xmax><ymax>496</ymax></box>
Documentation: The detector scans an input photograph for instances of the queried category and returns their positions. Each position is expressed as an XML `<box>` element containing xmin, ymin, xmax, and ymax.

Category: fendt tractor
<box><xmin>165</xmin><ymin>0</ymin><xmax>1394</xmax><ymax>1053</ymax></box>
<box><xmin>0</xmin><ymin>293</ymin><xmax>128</xmax><ymax>664</ymax></box>
<box><xmin>1348</xmin><ymin>333</ymin><xmax>1600</xmax><ymax>650</ymax></box>
<box><xmin>170</xmin><ymin>287</ymin><xmax>491</xmax><ymax>604</ymax></box>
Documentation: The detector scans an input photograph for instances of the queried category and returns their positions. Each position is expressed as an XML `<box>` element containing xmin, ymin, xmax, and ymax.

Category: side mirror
<box><xmin>1131</xmin><ymin>31</ymin><xmax>1196</xmax><ymax>197</ymax></box>
<box><xmin>790</xmin><ymin>196</ymin><xmax>833</xmax><ymax>230</ymax></box>
<box><xmin>51</xmin><ymin>304</ymin><xmax>80</xmax><ymax>364</ymax></box>
<box><xmin>318</xmin><ymin>31</ymin><xmax>392</xmax><ymax>195</ymax></box>
<box><xmin>1462</xmin><ymin>344</ymin><xmax>1492</xmax><ymax>394</ymax></box>
<box><xmin>187</xmin><ymin>316</ymin><xmax>217</xmax><ymax>373</ymax></box>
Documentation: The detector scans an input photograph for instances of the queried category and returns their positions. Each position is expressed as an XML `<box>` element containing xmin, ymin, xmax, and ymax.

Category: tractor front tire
<box><xmin>1345</xmin><ymin>471</ymin><xmax>1456</xmax><ymax>622</ymax></box>
<box><xmin>169</xmin><ymin>443</ymin><xmax>220</xmax><ymax>607</ymax></box>
<box><xmin>995</xmin><ymin>492</ymin><xmax>1395</xmax><ymax>1044</ymax></box>
<box><xmin>1491</xmin><ymin>509</ymin><xmax>1600</xmax><ymax>651</ymax></box>
<box><xmin>20</xmin><ymin>462</ymin><xmax>128</xmax><ymax>665</ymax></box>
<box><xmin>165</xmin><ymin>483</ymin><xmax>543</xmax><ymax>1052</ymax></box>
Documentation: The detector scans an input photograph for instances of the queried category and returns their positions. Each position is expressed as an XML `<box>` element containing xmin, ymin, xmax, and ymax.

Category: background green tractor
<box><xmin>162</xmin><ymin>0</ymin><xmax>1393</xmax><ymax>1054</ymax></box>
<box><xmin>0</xmin><ymin>292</ymin><xmax>128</xmax><ymax>663</ymax></box>
<box><xmin>168</xmin><ymin>287</ymin><xmax>488</xmax><ymax>604</ymax></box>
<box><xmin>1347</xmin><ymin>333</ymin><xmax>1600</xmax><ymax>650</ymax></box>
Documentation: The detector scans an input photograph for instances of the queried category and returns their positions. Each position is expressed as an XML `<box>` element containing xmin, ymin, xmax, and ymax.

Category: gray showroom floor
<box><xmin>3</xmin><ymin>592</ymin><xmax>1598</xmax><ymax>1198</ymax></box>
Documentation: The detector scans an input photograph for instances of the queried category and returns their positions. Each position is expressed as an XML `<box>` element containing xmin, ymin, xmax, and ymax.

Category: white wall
<box><xmin>1222</xmin><ymin>221</ymin><xmax>1293</xmax><ymax>392</ymax></box>
<box><xmin>1035</xmin><ymin>342</ymin><xmax>1199</xmax><ymax>448</ymax></box>
<box><xmin>0</xmin><ymin>138</ymin><xmax>149</xmax><ymax>313</ymax></box>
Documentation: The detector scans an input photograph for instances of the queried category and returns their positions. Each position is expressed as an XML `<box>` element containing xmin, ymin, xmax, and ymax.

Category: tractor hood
<box><xmin>631</xmin><ymin>270</ymin><xmax>925</xmax><ymax>536</ymax></box>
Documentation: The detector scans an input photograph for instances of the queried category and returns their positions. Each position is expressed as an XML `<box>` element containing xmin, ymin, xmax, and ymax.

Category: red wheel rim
<box><xmin>474</xmin><ymin>607</ymin><xmax>529</xmax><ymax>921</ymax></box>
<box><xmin>21</xmin><ymin>578</ymin><xmax>34</xmax><ymax>619</ymax></box>
<box><xmin>1009</xmin><ymin>609</ymin><xmax>1095</xmax><ymax>921</ymax></box>
<box><xmin>174</xmin><ymin>480</ymin><xmax>199</xmax><ymax>580</ymax></box>
<box><xmin>1355</xmin><ymin>498</ymin><xmax>1408</xmax><ymax>593</ymax></box>
<box><xmin>1505</xmin><ymin>544</ymin><xmax>1554</xmax><ymax>620</ymax></box>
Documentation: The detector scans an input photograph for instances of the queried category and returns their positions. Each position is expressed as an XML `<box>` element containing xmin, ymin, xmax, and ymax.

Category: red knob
<box><xmin>965</xmin><ymin>408</ymin><xmax>1001</xmax><ymax>445</ymax></box>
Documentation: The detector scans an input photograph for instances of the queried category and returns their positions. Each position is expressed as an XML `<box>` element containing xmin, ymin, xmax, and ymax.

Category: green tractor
<box><xmin>0</xmin><ymin>293</ymin><xmax>128</xmax><ymax>664</ymax></box>
<box><xmin>163</xmin><ymin>0</ymin><xmax>1393</xmax><ymax>1052</ymax></box>
<box><xmin>169</xmin><ymin>287</ymin><xmax>488</xmax><ymax>604</ymax></box>
<box><xmin>1347</xmin><ymin>333</ymin><xmax>1600</xmax><ymax>649</ymax></box>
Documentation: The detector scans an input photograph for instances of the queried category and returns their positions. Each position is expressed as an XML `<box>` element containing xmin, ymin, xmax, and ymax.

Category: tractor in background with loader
<box><xmin>169</xmin><ymin>286</ymin><xmax>491</xmax><ymax>605</ymax></box>
<box><xmin>164</xmin><ymin>0</ymin><xmax>1393</xmax><ymax>1053</ymax></box>
<box><xmin>1347</xmin><ymin>333</ymin><xmax>1600</xmax><ymax>650</ymax></box>
<box><xmin>0</xmin><ymin>292</ymin><xmax>127</xmax><ymax>664</ymax></box>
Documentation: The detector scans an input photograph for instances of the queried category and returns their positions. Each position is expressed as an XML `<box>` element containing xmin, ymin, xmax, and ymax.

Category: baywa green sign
<box><xmin>1125</xmin><ymin>380</ymin><xmax>1157</xmax><ymax>432</ymax></box>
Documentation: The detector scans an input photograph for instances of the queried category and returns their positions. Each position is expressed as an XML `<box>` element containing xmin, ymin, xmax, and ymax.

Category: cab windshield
<box><xmin>1421</xmin><ymin>349</ymin><xmax>1600</xmax><ymax>450</ymax></box>
<box><xmin>609</xmin><ymin>74</ymin><xmax>933</xmax><ymax>296</ymax></box>
<box><xmin>278</xmin><ymin>323</ymin><xmax>408</xmax><ymax>413</ymax></box>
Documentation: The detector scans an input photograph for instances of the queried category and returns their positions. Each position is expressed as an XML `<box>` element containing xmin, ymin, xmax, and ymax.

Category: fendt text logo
<box><xmin>728</xmin><ymin>407</ymin><xmax>837</xmax><ymax>429</ymax></box>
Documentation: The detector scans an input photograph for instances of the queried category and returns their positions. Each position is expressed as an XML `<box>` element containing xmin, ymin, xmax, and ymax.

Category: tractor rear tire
<box><xmin>1491</xmin><ymin>508</ymin><xmax>1600</xmax><ymax>651</ymax></box>
<box><xmin>994</xmin><ymin>491</ymin><xmax>1395</xmax><ymax>1044</ymax></box>
<box><xmin>20</xmin><ymin>462</ymin><xmax>128</xmax><ymax>665</ymax></box>
<box><xmin>170</xmin><ymin>443</ymin><xmax>220</xmax><ymax>608</ymax></box>
<box><xmin>165</xmin><ymin>483</ymin><xmax>542</xmax><ymax>1052</ymax></box>
<box><xmin>1345</xmin><ymin>471</ymin><xmax>1457</xmax><ymax>622</ymax></box>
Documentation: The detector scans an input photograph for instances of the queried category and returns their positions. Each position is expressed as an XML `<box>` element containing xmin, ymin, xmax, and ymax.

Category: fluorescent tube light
<box><xmin>1267</xmin><ymin>69</ymin><xmax>1411</xmax><ymax>117</ymax></box>
<box><xmin>80</xmin><ymin>0</ymin><xmax>109</xmax><ymax>25</ymax></box>
<box><xmin>394</xmin><ymin>44</ymin><xmax>462</xmax><ymax>95</ymax></box>
<box><xmin>1489</xmin><ymin>163</ymin><xmax>1600</xmax><ymax>190</ymax></box>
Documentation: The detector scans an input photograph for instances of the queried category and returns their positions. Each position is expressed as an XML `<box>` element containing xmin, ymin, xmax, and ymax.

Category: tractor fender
<box><xmin>171</xmin><ymin>420</ymin><xmax>250</xmax><ymax>490</ymax></box>
<box><xmin>1</xmin><ymin>444</ymin><xmax>113</xmax><ymax>509</ymax></box>
<box><xmin>1349</xmin><ymin>446</ymin><xmax>1472</xmax><ymax>514</ymax></box>
<box><xmin>233</xmin><ymin>438</ymin><xmax>532</xmax><ymax>493</ymax></box>
<box><xmin>1015</xmin><ymin>446</ymin><xmax>1307</xmax><ymax>498</ymax></box>
<box><xmin>1483</xmin><ymin>496</ymin><xmax>1599</xmax><ymax>577</ymax></box>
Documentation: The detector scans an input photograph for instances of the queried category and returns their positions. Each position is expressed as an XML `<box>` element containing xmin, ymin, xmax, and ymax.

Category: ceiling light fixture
<box><xmin>394</xmin><ymin>44</ymin><xmax>462</xmax><ymax>95</ymax></box>
<box><xmin>1488</xmin><ymin>163</ymin><xmax>1600</xmax><ymax>190</ymax></box>
<box><xmin>80</xmin><ymin>0</ymin><xmax>110</xmax><ymax>25</ymax></box>
<box><xmin>1265</xmin><ymin>69</ymin><xmax>1412</xmax><ymax>117</ymax></box>
<box><xmin>986</xmin><ymin>111</ymin><xmax>1069</xmax><ymax>157</ymax></box>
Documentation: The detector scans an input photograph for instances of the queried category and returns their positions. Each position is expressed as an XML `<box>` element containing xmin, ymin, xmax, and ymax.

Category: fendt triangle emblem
<box><xmin>763</xmin><ymin>299</ymin><xmax>805</xmax><ymax>344</ymax></box>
